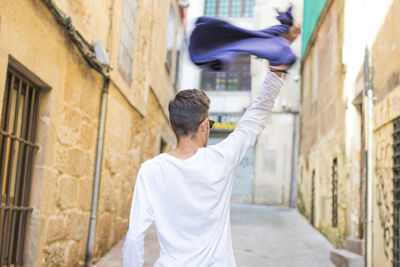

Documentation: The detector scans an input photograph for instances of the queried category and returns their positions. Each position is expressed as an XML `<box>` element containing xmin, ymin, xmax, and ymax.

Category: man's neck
<box><xmin>167</xmin><ymin>135</ymin><xmax>203</xmax><ymax>160</ymax></box>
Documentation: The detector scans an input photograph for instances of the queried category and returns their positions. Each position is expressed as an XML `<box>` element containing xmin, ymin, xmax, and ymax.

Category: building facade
<box><xmin>0</xmin><ymin>0</ymin><xmax>184</xmax><ymax>266</ymax></box>
<box><xmin>297</xmin><ymin>0</ymin><xmax>400</xmax><ymax>265</ymax></box>
<box><xmin>180</xmin><ymin>0</ymin><xmax>302</xmax><ymax>206</ymax></box>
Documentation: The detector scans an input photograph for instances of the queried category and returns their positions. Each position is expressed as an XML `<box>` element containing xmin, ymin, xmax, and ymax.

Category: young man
<box><xmin>122</xmin><ymin>66</ymin><xmax>284</xmax><ymax>266</ymax></box>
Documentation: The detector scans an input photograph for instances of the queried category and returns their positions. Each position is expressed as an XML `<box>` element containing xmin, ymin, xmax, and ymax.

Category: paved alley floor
<box><xmin>95</xmin><ymin>204</ymin><xmax>334</xmax><ymax>267</ymax></box>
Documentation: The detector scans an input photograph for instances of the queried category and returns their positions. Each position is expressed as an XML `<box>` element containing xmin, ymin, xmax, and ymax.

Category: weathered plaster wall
<box><xmin>297</xmin><ymin>0</ymin><xmax>363</xmax><ymax>247</ymax></box>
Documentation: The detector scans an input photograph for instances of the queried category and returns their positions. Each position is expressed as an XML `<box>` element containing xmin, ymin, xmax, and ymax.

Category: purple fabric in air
<box><xmin>189</xmin><ymin>6</ymin><xmax>296</xmax><ymax>71</ymax></box>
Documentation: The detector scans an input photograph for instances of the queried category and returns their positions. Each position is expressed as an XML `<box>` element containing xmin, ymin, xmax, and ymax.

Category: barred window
<box><xmin>311</xmin><ymin>170</ymin><xmax>315</xmax><ymax>226</ymax></box>
<box><xmin>166</xmin><ymin>3</ymin><xmax>176</xmax><ymax>72</ymax></box>
<box><xmin>332</xmin><ymin>158</ymin><xmax>338</xmax><ymax>227</ymax></box>
<box><xmin>119</xmin><ymin>0</ymin><xmax>138</xmax><ymax>84</ymax></box>
<box><xmin>205</xmin><ymin>0</ymin><xmax>255</xmax><ymax>18</ymax></box>
<box><xmin>201</xmin><ymin>54</ymin><xmax>251</xmax><ymax>91</ymax></box>
<box><xmin>393</xmin><ymin>117</ymin><xmax>400</xmax><ymax>265</ymax></box>
<box><xmin>0</xmin><ymin>66</ymin><xmax>41</xmax><ymax>266</ymax></box>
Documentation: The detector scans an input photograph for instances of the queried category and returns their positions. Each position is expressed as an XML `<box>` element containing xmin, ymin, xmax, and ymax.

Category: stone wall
<box><xmin>371</xmin><ymin>2</ymin><xmax>400</xmax><ymax>264</ymax></box>
<box><xmin>0</xmin><ymin>0</ymin><xmax>178</xmax><ymax>266</ymax></box>
<box><xmin>299</xmin><ymin>0</ymin><xmax>400</xmax><ymax>261</ymax></box>
<box><xmin>297</xmin><ymin>0</ymin><xmax>364</xmax><ymax>247</ymax></box>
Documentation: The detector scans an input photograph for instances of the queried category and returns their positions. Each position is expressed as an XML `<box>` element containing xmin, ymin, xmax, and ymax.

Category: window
<box><xmin>332</xmin><ymin>158</ymin><xmax>338</xmax><ymax>227</ymax></box>
<box><xmin>311</xmin><ymin>170</ymin><xmax>315</xmax><ymax>226</ymax></box>
<box><xmin>201</xmin><ymin>54</ymin><xmax>251</xmax><ymax>91</ymax></box>
<box><xmin>166</xmin><ymin>3</ymin><xmax>176</xmax><ymax>72</ymax></box>
<box><xmin>205</xmin><ymin>0</ymin><xmax>255</xmax><ymax>18</ymax></box>
<box><xmin>0</xmin><ymin>67</ymin><xmax>41</xmax><ymax>265</ymax></box>
<box><xmin>119</xmin><ymin>0</ymin><xmax>138</xmax><ymax>84</ymax></box>
<box><xmin>393</xmin><ymin>117</ymin><xmax>400</xmax><ymax>265</ymax></box>
<box><xmin>174</xmin><ymin>26</ymin><xmax>184</xmax><ymax>88</ymax></box>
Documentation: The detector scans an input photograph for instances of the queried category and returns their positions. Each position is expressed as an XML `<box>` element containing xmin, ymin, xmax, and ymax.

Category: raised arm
<box><xmin>213</xmin><ymin>71</ymin><xmax>283</xmax><ymax>172</ymax></box>
<box><xmin>122</xmin><ymin>168</ymin><xmax>154</xmax><ymax>267</ymax></box>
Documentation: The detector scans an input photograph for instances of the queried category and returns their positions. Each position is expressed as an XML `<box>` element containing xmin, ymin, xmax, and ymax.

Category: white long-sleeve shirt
<box><xmin>123</xmin><ymin>71</ymin><xmax>283</xmax><ymax>267</ymax></box>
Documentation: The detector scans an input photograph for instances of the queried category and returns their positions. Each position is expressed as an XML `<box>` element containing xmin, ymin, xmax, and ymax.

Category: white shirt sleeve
<box><xmin>123</xmin><ymin>167</ymin><xmax>154</xmax><ymax>267</ymax></box>
<box><xmin>214</xmin><ymin>71</ymin><xmax>283</xmax><ymax>173</ymax></box>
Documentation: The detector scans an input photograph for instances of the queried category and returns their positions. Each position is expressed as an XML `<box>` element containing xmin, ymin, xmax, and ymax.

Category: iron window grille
<box><xmin>393</xmin><ymin>117</ymin><xmax>400</xmax><ymax>266</ymax></box>
<box><xmin>0</xmin><ymin>67</ymin><xmax>41</xmax><ymax>266</ymax></box>
<box><xmin>204</xmin><ymin>0</ymin><xmax>255</xmax><ymax>18</ymax></box>
<box><xmin>311</xmin><ymin>170</ymin><xmax>315</xmax><ymax>226</ymax></box>
<box><xmin>332</xmin><ymin>158</ymin><xmax>338</xmax><ymax>227</ymax></box>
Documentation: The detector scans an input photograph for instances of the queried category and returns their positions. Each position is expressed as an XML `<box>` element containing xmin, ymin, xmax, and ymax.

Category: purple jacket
<box><xmin>189</xmin><ymin>6</ymin><xmax>296</xmax><ymax>71</ymax></box>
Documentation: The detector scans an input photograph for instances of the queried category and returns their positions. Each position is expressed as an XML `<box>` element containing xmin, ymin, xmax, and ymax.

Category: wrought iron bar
<box><xmin>14</xmin><ymin>88</ymin><xmax>36</xmax><ymax>265</ymax></box>
<box><xmin>311</xmin><ymin>170</ymin><xmax>315</xmax><ymax>226</ymax></box>
<box><xmin>0</xmin><ymin>206</ymin><xmax>33</xmax><ymax>211</ymax></box>
<box><xmin>0</xmin><ymin>73</ymin><xmax>15</xmax><ymax>205</ymax></box>
<box><xmin>332</xmin><ymin>158</ymin><xmax>338</xmax><ymax>227</ymax></box>
<box><xmin>7</xmin><ymin>82</ymin><xmax>31</xmax><ymax>266</ymax></box>
<box><xmin>0</xmin><ymin>129</ymin><xmax>40</xmax><ymax>149</ymax></box>
<box><xmin>393</xmin><ymin>116</ymin><xmax>400</xmax><ymax>265</ymax></box>
<box><xmin>0</xmin><ymin>75</ymin><xmax>22</xmax><ymax>266</ymax></box>
<box><xmin>20</xmin><ymin>89</ymin><xmax>40</xmax><ymax>265</ymax></box>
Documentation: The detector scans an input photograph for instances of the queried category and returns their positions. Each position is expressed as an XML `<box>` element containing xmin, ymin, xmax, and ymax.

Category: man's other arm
<box><xmin>215</xmin><ymin>71</ymin><xmax>283</xmax><ymax>171</ymax></box>
<box><xmin>123</xmin><ymin>168</ymin><xmax>154</xmax><ymax>267</ymax></box>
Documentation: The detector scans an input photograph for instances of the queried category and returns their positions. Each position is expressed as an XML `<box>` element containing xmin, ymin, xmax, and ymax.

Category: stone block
<box><xmin>67</xmin><ymin>148</ymin><xmax>91</xmax><ymax>177</ymax></box>
<box><xmin>57</xmin><ymin>125</ymin><xmax>77</xmax><ymax>146</ymax></box>
<box><xmin>66</xmin><ymin>211</ymin><xmax>87</xmax><ymax>241</ymax></box>
<box><xmin>44</xmin><ymin>242</ymin><xmax>66</xmax><ymax>266</ymax></box>
<box><xmin>79</xmin><ymin>178</ymin><xmax>93</xmax><ymax>211</ymax></box>
<box><xmin>330</xmin><ymin>249</ymin><xmax>363</xmax><ymax>267</ymax></box>
<box><xmin>55</xmin><ymin>145</ymin><xmax>69</xmax><ymax>173</ymax></box>
<box><xmin>94</xmin><ymin>212</ymin><xmax>112</xmax><ymax>257</ymax></box>
<box><xmin>57</xmin><ymin>175</ymin><xmax>79</xmax><ymax>209</ymax></box>
<box><xmin>99</xmin><ymin>172</ymin><xmax>114</xmax><ymax>212</ymax></box>
<box><xmin>63</xmin><ymin>105</ymin><xmax>82</xmax><ymax>133</ymax></box>
<box><xmin>78</xmin><ymin>122</ymin><xmax>95</xmax><ymax>150</ymax></box>
<box><xmin>65</xmin><ymin>241</ymin><xmax>80</xmax><ymax>267</ymax></box>
<box><xmin>46</xmin><ymin>217</ymin><xmax>66</xmax><ymax>243</ymax></box>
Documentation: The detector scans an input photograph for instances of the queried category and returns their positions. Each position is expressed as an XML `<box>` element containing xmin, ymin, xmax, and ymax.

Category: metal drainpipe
<box><xmin>289</xmin><ymin>112</ymin><xmax>299</xmax><ymax>208</ymax></box>
<box><xmin>85</xmin><ymin>77</ymin><xmax>110</xmax><ymax>267</ymax></box>
<box><xmin>364</xmin><ymin>47</ymin><xmax>375</xmax><ymax>267</ymax></box>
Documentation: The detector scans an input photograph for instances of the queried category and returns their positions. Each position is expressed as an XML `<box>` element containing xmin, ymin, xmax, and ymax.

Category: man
<box><xmin>123</xmin><ymin>21</ymin><xmax>300</xmax><ymax>267</ymax></box>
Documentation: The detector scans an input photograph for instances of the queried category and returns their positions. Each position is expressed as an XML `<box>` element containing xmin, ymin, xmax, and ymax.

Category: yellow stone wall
<box><xmin>299</xmin><ymin>0</ymin><xmax>400</xmax><ymax>263</ymax></box>
<box><xmin>371</xmin><ymin>2</ymin><xmax>400</xmax><ymax>264</ymax></box>
<box><xmin>0</xmin><ymin>0</ymin><xmax>178</xmax><ymax>265</ymax></box>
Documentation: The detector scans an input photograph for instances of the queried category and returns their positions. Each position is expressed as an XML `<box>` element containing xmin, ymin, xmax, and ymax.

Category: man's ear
<box><xmin>200</xmin><ymin>119</ymin><xmax>208</xmax><ymax>133</ymax></box>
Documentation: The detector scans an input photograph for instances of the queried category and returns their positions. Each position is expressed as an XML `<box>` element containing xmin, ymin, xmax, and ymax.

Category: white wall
<box><xmin>252</xmin><ymin>0</ymin><xmax>303</xmax><ymax>206</ymax></box>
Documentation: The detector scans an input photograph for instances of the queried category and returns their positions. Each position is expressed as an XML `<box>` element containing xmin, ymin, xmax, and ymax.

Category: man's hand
<box><xmin>269</xmin><ymin>20</ymin><xmax>301</xmax><ymax>76</ymax></box>
<box><xmin>281</xmin><ymin>20</ymin><xmax>301</xmax><ymax>44</ymax></box>
<box><xmin>269</xmin><ymin>65</ymin><xmax>287</xmax><ymax>78</ymax></box>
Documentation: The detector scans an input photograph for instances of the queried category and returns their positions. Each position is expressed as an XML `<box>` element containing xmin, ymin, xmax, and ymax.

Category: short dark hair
<box><xmin>168</xmin><ymin>89</ymin><xmax>210</xmax><ymax>137</ymax></box>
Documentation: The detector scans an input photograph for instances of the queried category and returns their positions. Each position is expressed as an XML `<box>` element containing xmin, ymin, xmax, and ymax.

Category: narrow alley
<box><xmin>95</xmin><ymin>204</ymin><xmax>334</xmax><ymax>267</ymax></box>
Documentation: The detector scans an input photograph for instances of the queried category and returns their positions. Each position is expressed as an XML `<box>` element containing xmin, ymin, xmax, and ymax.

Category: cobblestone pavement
<box><xmin>95</xmin><ymin>204</ymin><xmax>334</xmax><ymax>267</ymax></box>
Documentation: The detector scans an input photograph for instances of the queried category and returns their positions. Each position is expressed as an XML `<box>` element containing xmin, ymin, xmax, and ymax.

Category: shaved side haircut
<box><xmin>168</xmin><ymin>89</ymin><xmax>210</xmax><ymax>137</ymax></box>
